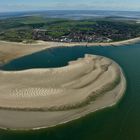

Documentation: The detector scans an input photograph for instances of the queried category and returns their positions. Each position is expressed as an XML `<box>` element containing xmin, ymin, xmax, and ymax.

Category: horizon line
<box><xmin>0</xmin><ymin>9</ymin><xmax>140</xmax><ymax>14</ymax></box>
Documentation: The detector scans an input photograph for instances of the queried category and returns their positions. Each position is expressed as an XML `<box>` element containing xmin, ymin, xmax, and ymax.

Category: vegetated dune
<box><xmin>0</xmin><ymin>54</ymin><xmax>126</xmax><ymax>130</ymax></box>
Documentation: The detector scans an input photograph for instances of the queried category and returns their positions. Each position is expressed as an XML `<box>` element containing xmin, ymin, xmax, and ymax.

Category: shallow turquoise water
<box><xmin>1</xmin><ymin>43</ymin><xmax>140</xmax><ymax>140</ymax></box>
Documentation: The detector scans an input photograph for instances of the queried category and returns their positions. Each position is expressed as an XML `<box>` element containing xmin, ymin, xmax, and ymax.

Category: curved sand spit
<box><xmin>0</xmin><ymin>54</ymin><xmax>126</xmax><ymax>130</ymax></box>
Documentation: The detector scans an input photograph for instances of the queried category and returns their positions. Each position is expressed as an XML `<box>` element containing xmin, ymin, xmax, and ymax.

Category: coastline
<box><xmin>0</xmin><ymin>38</ymin><xmax>129</xmax><ymax>130</ymax></box>
<box><xmin>0</xmin><ymin>36</ymin><xmax>140</xmax><ymax>65</ymax></box>
<box><xmin>1</xmin><ymin>36</ymin><xmax>140</xmax><ymax>47</ymax></box>
<box><xmin>0</xmin><ymin>74</ymin><xmax>126</xmax><ymax>131</ymax></box>
<box><xmin>0</xmin><ymin>54</ymin><xmax>126</xmax><ymax>130</ymax></box>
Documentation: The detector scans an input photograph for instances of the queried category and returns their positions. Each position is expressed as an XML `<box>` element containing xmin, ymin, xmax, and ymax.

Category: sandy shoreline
<box><xmin>0</xmin><ymin>55</ymin><xmax>126</xmax><ymax>130</ymax></box>
<box><xmin>0</xmin><ymin>54</ymin><xmax>124</xmax><ymax>110</ymax></box>
<box><xmin>0</xmin><ymin>36</ymin><xmax>140</xmax><ymax>63</ymax></box>
<box><xmin>0</xmin><ymin>37</ymin><xmax>140</xmax><ymax>65</ymax></box>
<box><xmin>1</xmin><ymin>36</ymin><xmax>140</xmax><ymax>47</ymax></box>
<box><xmin>0</xmin><ymin>39</ymin><xmax>128</xmax><ymax>130</ymax></box>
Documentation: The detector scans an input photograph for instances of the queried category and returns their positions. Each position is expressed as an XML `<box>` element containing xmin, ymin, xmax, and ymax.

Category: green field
<box><xmin>0</xmin><ymin>16</ymin><xmax>140</xmax><ymax>42</ymax></box>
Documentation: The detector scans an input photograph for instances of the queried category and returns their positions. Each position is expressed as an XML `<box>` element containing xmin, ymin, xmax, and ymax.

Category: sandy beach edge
<box><xmin>0</xmin><ymin>38</ymin><xmax>128</xmax><ymax>131</ymax></box>
<box><xmin>30</xmin><ymin>63</ymin><xmax>126</xmax><ymax>131</ymax></box>
<box><xmin>0</xmin><ymin>60</ymin><xmax>127</xmax><ymax>131</ymax></box>
<box><xmin>0</xmin><ymin>36</ymin><xmax>140</xmax><ymax>47</ymax></box>
<box><xmin>0</xmin><ymin>37</ymin><xmax>140</xmax><ymax>65</ymax></box>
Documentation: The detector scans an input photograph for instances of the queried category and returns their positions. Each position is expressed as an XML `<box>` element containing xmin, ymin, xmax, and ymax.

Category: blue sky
<box><xmin>0</xmin><ymin>0</ymin><xmax>140</xmax><ymax>12</ymax></box>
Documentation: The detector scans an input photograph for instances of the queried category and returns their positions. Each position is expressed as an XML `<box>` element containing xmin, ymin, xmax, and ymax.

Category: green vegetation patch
<box><xmin>0</xmin><ymin>16</ymin><xmax>140</xmax><ymax>42</ymax></box>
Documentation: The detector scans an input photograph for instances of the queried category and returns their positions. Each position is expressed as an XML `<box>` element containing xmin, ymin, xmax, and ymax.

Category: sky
<box><xmin>0</xmin><ymin>0</ymin><xmax>140</xmax><ymax>12</ymax></box>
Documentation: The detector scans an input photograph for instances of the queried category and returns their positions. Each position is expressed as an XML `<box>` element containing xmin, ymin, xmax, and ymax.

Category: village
<box><xmin>32</xmin><ymin>29</ymin><xmax>112</xmax><ymax>43</ymax></box>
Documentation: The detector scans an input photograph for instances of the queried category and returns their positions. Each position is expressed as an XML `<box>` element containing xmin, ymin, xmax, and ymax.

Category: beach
<box><xmin>0</xmin><ymin>37</ymin><xmax>140</xmax><ymax>63</ymax></box>
<box><xmin>0</xmin><ymin>39</ymin><xmax>128</xmax><ymax>130</ymax></box>
<box><xmin>0</xmin><ymin>36</ymin><xmax>140</xmax><ymax>64</ymax></box>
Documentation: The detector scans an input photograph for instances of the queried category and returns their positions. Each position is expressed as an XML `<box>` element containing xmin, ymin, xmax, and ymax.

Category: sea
<box><xmin>0</xmin><ymin>10</ymin><xmax>140</xmax><ymax>20</ymax></box>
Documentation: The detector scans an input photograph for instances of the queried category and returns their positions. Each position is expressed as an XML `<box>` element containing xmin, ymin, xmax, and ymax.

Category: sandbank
<box><xmin>0</xmin><ymin>53</ymin><xmax>126</xmax><ymax>130</ymax></box>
